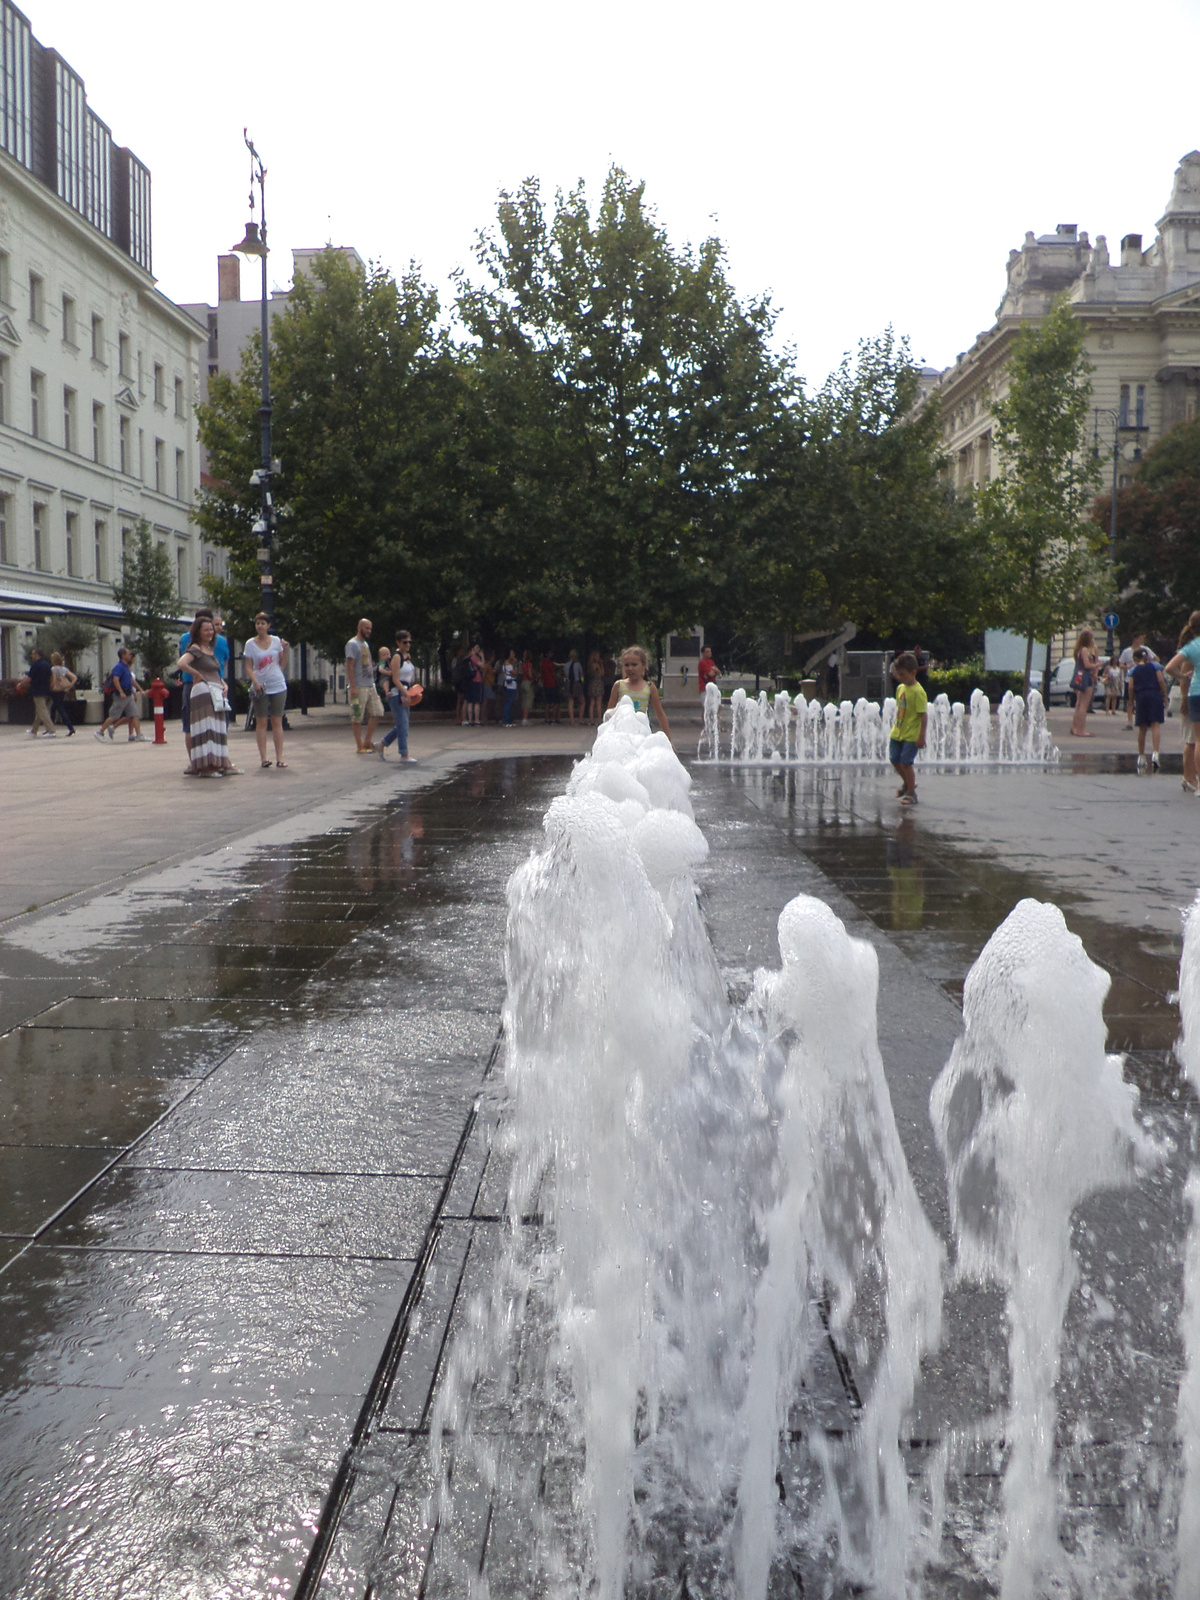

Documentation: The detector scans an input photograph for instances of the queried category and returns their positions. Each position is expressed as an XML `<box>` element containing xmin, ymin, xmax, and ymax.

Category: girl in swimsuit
<box><xmin>607</xmin><ymin>645</ymin><xmax>671</xmax><ymax>737</ymax></box>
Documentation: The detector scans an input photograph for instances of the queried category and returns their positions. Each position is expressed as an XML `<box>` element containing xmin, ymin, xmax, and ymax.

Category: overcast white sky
<box><xmin>30</xmin><ymin>0</ymin><xmax>1200</xmax><ymax>385</ymax></box>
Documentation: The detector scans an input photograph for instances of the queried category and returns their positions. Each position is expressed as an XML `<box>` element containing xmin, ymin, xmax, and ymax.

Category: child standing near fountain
<box><xmin>609</xmin><ymin>646</ymin><xmax>671</xmax><ymax>737</ymax></box>
<box><xmin>889</xmin><ymin>652</ymin><xmax>927</xmax><ymax>805</ymax></box>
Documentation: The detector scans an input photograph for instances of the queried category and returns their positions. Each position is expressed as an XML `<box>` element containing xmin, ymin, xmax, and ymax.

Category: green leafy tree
<box><xmin>197</xmin><ymin>249</ymin><xmax>473</xmax><ymax>659</ymax></box>
<box><xmin>112</xmin><ymin>521</ymin><xmax>180</xmax><ymax>678</ymax></box>
<box><xmin>1097</xmin><ymin>415</ymin><xmax>1200</xmax><ymax>641</ymax></box>
<box><xmin>33</xmin><ymin>616</ymin><xmax>98</xmax><ymax>670</ymax></box>
<box><xmin>974</xmin><ymin>297</ymin><xmax>1105</xmax><ymax>693</ymax></box>
<box><xmin>457</xmin><ymin>167</ymin><xmax>792</xmax><ymax>645</ymax></box>
<box><xmin>749</xmin><ymin>331</ymin><xmax>983</xmax><ymax>645</ymax></box>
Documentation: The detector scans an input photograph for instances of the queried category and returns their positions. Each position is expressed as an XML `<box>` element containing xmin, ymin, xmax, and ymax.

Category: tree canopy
<box><xmin>1100</xmin><ymin>415</ymin><xmax>1200</xmax><ymax>641</ymax></box>
<box><xmin>112</xmin><ymin>522</ymin><xmax>180</xmax><ymax>678</ymax></box>
<box><xmin>973</xmin><ymin>297</ymin><xmax>1105</xmax><ymax>687</ymax></box>
<box><xmin>197</xmin><ymin>168</ymin><xmax>994</xmax><ymax>663</ymax></box>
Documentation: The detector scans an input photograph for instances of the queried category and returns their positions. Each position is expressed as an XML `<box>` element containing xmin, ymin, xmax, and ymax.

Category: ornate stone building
<box><xmin>0</xmin><ymin>0</ymin><xmax>207</xmax><ymax>684</ymax></box>
<box><xmin>931</xmin><ymin>152</ymin><xmax>1200</xmax><ymax>499</ymax></box>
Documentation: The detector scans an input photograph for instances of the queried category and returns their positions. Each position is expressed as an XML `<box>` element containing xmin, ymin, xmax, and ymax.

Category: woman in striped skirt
<box><xmin>175</xmin><ymin>613</ymin><xmax>242</xmax><ymax>777</ymax></box>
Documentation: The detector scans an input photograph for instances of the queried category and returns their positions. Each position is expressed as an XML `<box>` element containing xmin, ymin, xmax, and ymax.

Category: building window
<box><xmin>0</xmin><ymin>251</ymin><xmax>9</xmax><ymax>306</ymax></box>
<box><xmin>92</xmin><ymin>401</ymin><xmax>104</xmax><ymax>463</ymax></box>
<box><xmin>63</xmin><ymin>386</ymin><xmax>75</xmax><ymax>451</ymax></box>
<box><xmin>118</xmin><ymin>414</ymin><xmax>130</xmax><ymax>474</ymax></box>
<box><xmin>1136</xmin><ymin>383</ymin><xmax>1146</xmax><ymax>429</ymax></box>
<box><xmin>176</xmin><ymin>544</ymin><xmax>185</xmax><ymax>596</ymax></box>
<box><xmin>138</xmin><ymin>427</ymin><xmax>144</xmax><ymax>481</ymax></box>
<box><xmin>120</xmin><ymin>525</ymin><xmax>131</xmax><ymax>569</ymax></box>
<box><xmin>0</xmin><ymin>494</ymin><xmax>9</xmax><ymax>563</ymax></box>
<box><xmin>65</xmin><ymin>509</ymin><xmax>78</xmax><ymax>575</ymax></box>
<box><xmin>154</xmin><ymin>437</ymin><xmax>164</xmax><ymax>492</ymax></box>
<box><xmin>91</xmin><ymin>313</ymin><xmax>104</xmax><ymax>362</ymax></box>
<box><xmin>29</xmin><ymin>370</ymin><xmax>43</xmax><ymax>437</ymax></box>
<box><xmin>153</xmin><ymin>363</ymin><xmax>164</xmax><ymax>407</ymax></box>
<box><xmin>32</xmin><ymin>501</ymin><xmax>46</xmax><ymax>569</ymax></box>
<box><xmin>174</xmin><ymin>376</ymin><xmax>184</xmax><ymax>418</ymax></box>
<box><xmin>175</xmin><ymin>448</ymin><xmax>184</xmax><ymax>500</ymax></box>
<box><xmin>61</xmin><ymin>293</ymin><xmax>75</xmax><ymax>344</ymax></box>
<box><xmin>94</xmin><ymin>519</ymin><xmax>106</xmax><ymax>581</ymax></box>
<box><xmin>0</xmin><ymin>355</ymin><xmax>7</xmax><ymax>425</ymax></box>
<box><xmin>28</xmin><ymin>272</ymin><xmax>44</xmax><ymax>325</ymax></box>
<box><xmin>1119</xmin><ymin>384</ymin><xmax>1130</xmax><ymax>428</ymax></box>
<box><xmin>118</xmin><ymin>331</ymin><xmax>130</xmax><ymax>378</ymax></box>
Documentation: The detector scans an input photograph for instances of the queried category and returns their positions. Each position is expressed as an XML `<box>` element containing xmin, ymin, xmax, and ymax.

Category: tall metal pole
<box><xmin>1094</xmin><ymin>407</ymin><xmax>1121</xmax><ymax>660</ymax></box>
<box><xmin>235</xmin><ymin>132</ymin><xmax>275</xmax><ymax>632</ymax></box>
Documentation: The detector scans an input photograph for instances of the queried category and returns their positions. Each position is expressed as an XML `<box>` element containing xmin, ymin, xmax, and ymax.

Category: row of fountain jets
<box><xmin>430</xmin><ymin>699</ymin><xmax>1186</xmax><ymax>1600</ymax></box>
<box><xmin>698</xmin><ymin>681</ymin><xmax>1059</xmax><ymax>766</ymax></box>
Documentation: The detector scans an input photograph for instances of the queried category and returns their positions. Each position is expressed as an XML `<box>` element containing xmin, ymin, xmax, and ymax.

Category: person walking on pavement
<box><xmin>18</xmin><ymin>647</ymin><xmax>57</xmax><ymax>737</ymax></box>
<box><xmin>381</xmin><ymin>629</ymin><xmax>419</xmax><ymax>762</ymax></box>
<box><xmin>345</xmin><ymin>619</ymin><xmax>383</xmax><ymax>754</ymax></box>
<box><xmin>175</xmin><ymin>616</ymin><xmax>242</xmax><ymax>776</ymax></box>
<box><xmin>243</xmin><ymin>611</ymin><xmax>290</xmax><ymax>769</ymax></box>
<box><xmin>49</xmin><ymin>653</ymin><xmax>77</xmax><ymax>733</ymax></box>
<box><xmin>93</xmin><ymin>648</ymin><xmax>147</xmax><ymax>742</ymax></box>
<box><xmin>462</xmin><ymin>644</ymin><xmax>484</xmax><ymax>726</ymax></box>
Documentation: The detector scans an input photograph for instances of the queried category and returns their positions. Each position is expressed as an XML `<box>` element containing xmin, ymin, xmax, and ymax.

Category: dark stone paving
<box><xmin>2</xmin><ymin>755</ymin><xmax>1193</xmax><ymax>1597</ymax></box>
<box><xmin>315</xmin><ymin>762</ymin><xmax>1192</xmax><ymax>1599</ymax></box>
<box><xmin>0</xmin><ymin>758</ymin><xmax>566</xmax><ymax>1600</ymax></box>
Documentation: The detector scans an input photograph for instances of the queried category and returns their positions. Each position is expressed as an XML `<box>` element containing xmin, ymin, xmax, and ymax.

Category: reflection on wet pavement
<box><xmin>0</xmin><ymin>756</ymin><xmax>568</xmax><ymax>1600</ymax></box>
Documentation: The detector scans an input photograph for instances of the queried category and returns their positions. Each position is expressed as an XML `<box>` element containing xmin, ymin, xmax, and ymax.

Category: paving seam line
<box><xmin>293</xmin><ymin>1026</ymin><xmax>504</xmax><ymax>1600</ymax></box>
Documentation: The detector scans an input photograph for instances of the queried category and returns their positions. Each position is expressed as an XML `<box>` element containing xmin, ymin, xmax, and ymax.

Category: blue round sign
<box><xmin>1102</xmin><ymin>611</ymin><xmax>1120</xmax><ymax>630</ymax></box>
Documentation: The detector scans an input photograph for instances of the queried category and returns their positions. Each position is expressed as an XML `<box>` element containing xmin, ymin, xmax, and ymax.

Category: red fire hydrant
<box><xmin>148</xmin><ymin>678</ymin><xmax>170</xmax><ymax>745</ymax></box>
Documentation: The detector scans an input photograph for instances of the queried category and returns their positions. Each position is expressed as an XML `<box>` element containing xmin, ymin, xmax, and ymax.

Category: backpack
<box><xmin>103</xmin><ymin>668</ymin><xmax>118</xmax><ymax>696</ymax></box>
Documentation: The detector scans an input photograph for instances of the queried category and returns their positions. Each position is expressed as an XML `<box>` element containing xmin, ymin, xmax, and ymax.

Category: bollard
<box><xmin>147</xmin><ymin>677</ymin><xmax>170</xmax><ymax>745</ymax></box>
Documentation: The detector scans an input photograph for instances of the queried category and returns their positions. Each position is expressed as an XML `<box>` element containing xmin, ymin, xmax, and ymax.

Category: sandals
<box><xmin>261</xmin><ymin>760</ymin><xmax>273</xmax><ymax>768</ymax></box>
<box><xmin>899</xmin><ymin>792</ymin><xmax>918</xmax><ymax>806</ymax></box>
<box><xmin>276</xmin><ymin>761</ymin><xmax>288</xmax><ymax>768</ymax></box>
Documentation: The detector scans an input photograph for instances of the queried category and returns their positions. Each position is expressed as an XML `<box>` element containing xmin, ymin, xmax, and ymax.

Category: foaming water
<box><xmin>931</xmin><ymin>901</ymin><xmax>1164</xmax><ymax>1599</ymax></box>
<box><xmin>1175</xmin><ymin>892</ymin><xmax>1200</xmax><ymax>1600</ymax></box>
<box><xmin>429</xmin><ymin>706</ymin><xmax>1178</xmax><ymax>1597</ymax></box>
<box><xmin>700</xmin><ymin>682</ymin><xmax>1058</xmax><ymax>766</ymax></box>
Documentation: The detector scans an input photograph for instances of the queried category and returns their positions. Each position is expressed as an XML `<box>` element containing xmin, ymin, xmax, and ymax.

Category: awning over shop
<box><xmin>0</xmin><ymin>588</ymin><xmax>191</xmax><ymax>630</ymax></box>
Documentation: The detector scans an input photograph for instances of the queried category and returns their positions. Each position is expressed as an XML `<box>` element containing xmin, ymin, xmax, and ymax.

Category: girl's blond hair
<box><xmin>621</xmin><ymin>645</ymin><xmax>650</xmax><ymax>673</ymax></box>
<box><xmin>50</xmin><ymin>651</ymin><xmax>63</xmax><ymax>665</ymax></box>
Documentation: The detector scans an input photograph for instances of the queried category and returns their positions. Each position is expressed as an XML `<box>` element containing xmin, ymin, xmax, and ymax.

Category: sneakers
<box><xmin>93</xmin><ymin>728</ymin><xmax>106</xmax><ymax>741</ymax></box>
<box><xmin>1137</xmin><ymin>755</ymin><xmax>1148</xmax><ymax>771</ymax></box>
<box><xmin>462</xmin><ymin>718</ymin><xmax>471</xmax><ymax>726</ymax></box>
<box><xmin>1151</xmin><ymin>753</ymin><xmax>1160</xmax><ymax>771</ymax></box>
<box><xmin>129</xmin><ymin>733</ymin><xmax>147</xmax><ymax>742</ymax></box>
<box><xmin>376</xmin><ymin>741</ymin><xmax>387</xmax><ymax>761</ymax></box>
<box><xmin>107</xmin><ymin>726</ymin><xmax>115</xmax><ymax>740</ymax></box>
<box><xmin>400</xmin><ymin>755</ymin><xmax>418</xmax><ymax>764</ymax></box>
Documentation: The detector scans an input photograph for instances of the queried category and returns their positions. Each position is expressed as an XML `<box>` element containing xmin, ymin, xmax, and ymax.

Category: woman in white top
<box><xmin>243</xmin><ymin>611</ymin><xmax>290</xmax><ymax>768</ymax></box>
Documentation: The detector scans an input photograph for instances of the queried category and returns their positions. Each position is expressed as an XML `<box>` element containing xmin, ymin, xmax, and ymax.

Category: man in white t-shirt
<box><xmin>345</xmin><ymin>618</ymin><xmax>383</xmax><ymax>754</ymax></box>
<box><xmin>1118</xmin><ymin>634</ymin><xmax>1157</xmax><ymax>729</ymax></box>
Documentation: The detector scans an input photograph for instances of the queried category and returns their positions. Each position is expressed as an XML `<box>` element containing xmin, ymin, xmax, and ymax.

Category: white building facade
<box><xmin>0</xmin><ymin>0</ymin><xmax>205</xmax><ymax>684</ymax></box>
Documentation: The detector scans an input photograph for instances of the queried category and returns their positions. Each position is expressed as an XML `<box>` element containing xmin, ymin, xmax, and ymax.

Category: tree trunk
<box><xmin>1023</xmin><ymin>631</ymin><xmax>1035</xmax><ymax>702</ymax></box>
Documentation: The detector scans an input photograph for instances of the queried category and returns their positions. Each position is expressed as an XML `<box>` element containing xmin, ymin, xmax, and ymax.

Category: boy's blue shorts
<box><xmin>889</xmin><ymin>737</ymin><xmax>919</xmax><ymax>766</ymax></box>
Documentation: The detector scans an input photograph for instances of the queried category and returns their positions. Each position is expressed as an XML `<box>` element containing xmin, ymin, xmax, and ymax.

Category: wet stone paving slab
<box><xmin>0</xmin><ymin>757</ymin><xmax>567</xmax><ymax>1600</ymax></box>
<box><xmin>3</xmin><ymin>753</ymin><xmax>1197</xmax><ymax>1598</ymax></box>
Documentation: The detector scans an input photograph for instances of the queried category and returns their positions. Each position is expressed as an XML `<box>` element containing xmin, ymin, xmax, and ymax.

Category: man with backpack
<box><xmin>93</xmin><ymin>648</ymin><xmax>146</xmax><ymax>742</ymax></box>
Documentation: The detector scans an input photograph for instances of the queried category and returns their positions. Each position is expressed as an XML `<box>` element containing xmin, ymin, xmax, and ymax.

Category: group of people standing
<box><xmin>450</xmin><ymin>644</ymin><xmax>687</xmax><ymax>729</ymax></box>
<box><xmin>1071</xmin><ymin>618</ymin><xmax>1200</xmax><ymax>785</ymax></box>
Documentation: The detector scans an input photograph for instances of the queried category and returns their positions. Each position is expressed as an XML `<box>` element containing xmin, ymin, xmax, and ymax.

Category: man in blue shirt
<box><xmin>93</xmin><ymin>648</ymin><xmax>146</xmax><ymax>742</ymax></box>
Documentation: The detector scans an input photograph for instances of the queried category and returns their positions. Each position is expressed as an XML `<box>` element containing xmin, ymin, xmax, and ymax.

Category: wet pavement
<box><xmin>2</xmin><ymin>749</ymin><xmax>1197</xmax><ymax>1597</ymax></box>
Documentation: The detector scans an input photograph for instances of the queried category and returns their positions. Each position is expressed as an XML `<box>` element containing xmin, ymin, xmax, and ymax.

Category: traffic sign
<box><xmin>1102</xmin><ymin>611</ymin><xmax>1120</xmax><ymax>630</ymax></box>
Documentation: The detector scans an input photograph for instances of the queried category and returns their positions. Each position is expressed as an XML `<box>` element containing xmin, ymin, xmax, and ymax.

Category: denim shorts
<box><xmin>889</xmin><ymin>737</ymin><xmax>919</xmax><ymax>766</ymax></box>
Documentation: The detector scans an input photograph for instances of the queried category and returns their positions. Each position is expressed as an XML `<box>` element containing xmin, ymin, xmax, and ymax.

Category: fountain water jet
<box><xmin>930</xmin><ymin>900</ymin><xmax>1164</xmax><ymax>1599</ymax></box>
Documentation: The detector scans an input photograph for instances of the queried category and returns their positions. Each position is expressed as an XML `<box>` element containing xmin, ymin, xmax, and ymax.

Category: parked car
<box><xmin>1041</xmin><ymin>658</ymin><xmax>1080</xmax><ymax>706</ymax></box>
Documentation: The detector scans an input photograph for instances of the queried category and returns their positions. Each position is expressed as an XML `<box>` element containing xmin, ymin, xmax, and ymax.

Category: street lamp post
<box><xmin>232</xmin><ymin>132</ymin><xmax>277</xmax><ymax>632</ymax></box>
<box><xmin>1093</xmin><ymin>407</ymin><xmax>1121</xmax><ymax>660</ymax></box>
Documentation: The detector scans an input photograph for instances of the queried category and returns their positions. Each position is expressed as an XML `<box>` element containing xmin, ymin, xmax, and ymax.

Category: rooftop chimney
<box><xmin>1120</xmin><ymin>233</ymin><xmax>1143</xmax><ymax>267</ymax></box>
<box><xmin>217</xmin><ymin>254</ymin><xmax>241</xmax><ymax>302</ymax></box>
